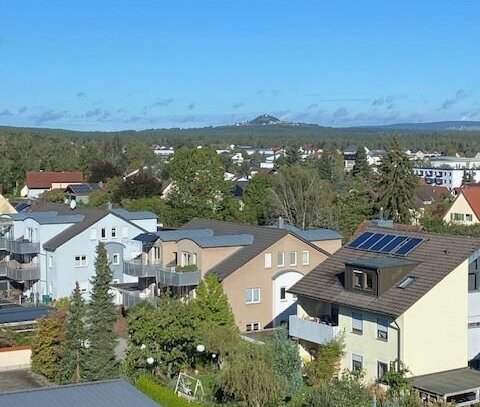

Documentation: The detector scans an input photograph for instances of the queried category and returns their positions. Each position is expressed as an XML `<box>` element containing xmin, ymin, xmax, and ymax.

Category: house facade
<box><xmin>0</xmin><ymin>204</ymin><xmax>157</xmax><ymax>301</ymax></box>
<box><xmin>21</xmin><ymin>171</ymin><xmax>84</xmax><ymax>198</ymax></box>
<box><xmin>289</xmin><ymin>226</ymin><xmax>480</xmax><ymax>382</ymax></box>
<box><xmin>119</xmin><ymin>218</ymin><xmax>342</xmax><ymax>332</ymax></box>
<box><xmin>444</xmin><ymin>187</ymin><xmax>480</xmax><ymax>225</ymax></box>
<box><xmin>412</xmin><ymin>167</ymin><xmax>478</xmax><ymax>190</ymax></box>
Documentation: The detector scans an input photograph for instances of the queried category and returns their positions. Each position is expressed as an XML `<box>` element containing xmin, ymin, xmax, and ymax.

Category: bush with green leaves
<box><xmin>304</xmin><ymin>336</ymin><xmax>345</xmax><ymax>387</ymax></box>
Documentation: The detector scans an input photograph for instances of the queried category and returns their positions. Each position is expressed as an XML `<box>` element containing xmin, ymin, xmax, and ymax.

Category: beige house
<box><xmin>120</xmin><ymin>218</ymin><xmax>342</xmax><ymax>331</ymax></box>
<box><xmin>444</xmin><ymin>187</ymin><xmax>480</xmax><ymax>225</ymax></box>
<box><xmin>289</xmin><ymin>226</ymin><xmax>480</xmax><ymax>383</ymax></box>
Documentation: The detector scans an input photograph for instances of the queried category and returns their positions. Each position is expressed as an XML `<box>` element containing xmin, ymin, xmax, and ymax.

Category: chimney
<box><xmin>278</xmin><ymin>216</ymin><xmax>284</xmax><ymax>229</ymax></box>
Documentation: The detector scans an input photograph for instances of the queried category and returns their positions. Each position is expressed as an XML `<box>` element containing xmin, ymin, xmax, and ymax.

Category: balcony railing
<box><xmin>122</xmin><ymin>290</ymin><xmax>155</xmax><ymax>309</ymax></box>
<box><xmin>0</xmin><ymin>237</ymin><xmax>7</xmax><ymax>251</ymax></box>
<box><xmin>123</xmin><ymin>260</ymin><xmax>201</xmax><ymax>286</ymax></box>
<box><xmin>289</xmin><ymin>315</ymin><xmax>341</xmax><ymax>345</ymax></box>
<box><xmin>6</xmin><ymin>239</ymin><xmax>40</xmax><ymax>254</ymax></box>
<box><xmin>5</xmin><ymin>260</ymin><xmax>40</xmax><ymax>281</ymax></box>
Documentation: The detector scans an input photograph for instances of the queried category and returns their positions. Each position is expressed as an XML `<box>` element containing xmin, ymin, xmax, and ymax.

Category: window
<box><xmin>466</xmin><ymin>214</ymin><xmax>473</xmax><ymax>222</ymax></box>
<box><xmin>377</xmin><ymin>361</ymin><xmax>388</xmax><ymax>379</ymax></box>
<box><xmin>112</xmin><ymin>253</ymin><xmax>120</xmax><ymax>265</ymax></box>
<box><xmin>290</xmin><ymin>251</ymin><xmax>297</xmax><ymax>266</ymax></box>
<box><xmin>377</xmin><ymin>317</ymin><xmax>389</xmax><ymax>341</ymax></box>
<box><xmin>469</xmin><ymin>273</ymin><xmax>477</xmax><ymax>292</ymax></box>
<box><xmin>246</xmin><ymin>322</ymin><xmax>260</xmax><ymax>331</ymax></box>
<box><xmin>452</xmin><ymin>213</ymin><xmax>465</xmax><ymax>222</ymax></box>
<box><xmin>101</xmin><ymin>228</ymin><xmax>107</xmax><ymax>239</ymax></box>
<box><xmin>352</xmin><ymin>312</ymin><xmax>363</xmax><ymax>334</ymax></box>
<box><xmin>78</xmin><ymin>281</ymin><xmax>89</xmax><ymax>293</ymax></box>
<box><xmin>90</xmin><ymin>229</ymin><xmax>97</xmax><ymax>240</ymax></box>
<box><xmin>74</xmin><ymin>255</ymin><xmax>87</xmax><ymax>267</ymax></box>
<box><xmin>280</xmin><ymin>287</ymin><xmax>286</xmax><ymax>301</ymax></box>
<box><xmin>365</xmin><ymin>273</ymin><xmax>373</xmax><ymax>290</ymax></box>
<box><xmin>302</xmin><ymin>250</ymin><xmax>310</xmax><ymax>265</ymax></box>
<box><xmin>153</xmin><ymin>247</ymin><xmax>161</xmax><ymax>262</ymax></box>
<box><xmin>48</xmin><ymin>256</ymin><xmax>53</xmax><ymax>268</ymax></box>
<box><xmin>352</xmin><ymin>354</ymin><xmax>363</xmax><ymax>371</ymax></box>
<box><xmin>398</xmin><ymin>276</ymin><xmax>416</xmax><ymax>289</ymax></box>
<box><xmin>277</xmin><ymin>252</ymin><xmax>285</xmax><ymax>267</ymax></box>
<box><xmin>111</xmin><ymin>227</ymin><xmax>117</xmax><ymax>238</ymax></box>
<box><xmin>264</xmin><ymin>253</ymin><xmax>272</xmax><ymax>268</ymax></box>
<box><xmin>245</xmin><ymin>288</ymin><xmax>261</xmax><ymax>304</ymax></box>
<box><xmin>353</xmin><ymin>271</ymin><xmax>363</xmax><ymax>288</ymax></box>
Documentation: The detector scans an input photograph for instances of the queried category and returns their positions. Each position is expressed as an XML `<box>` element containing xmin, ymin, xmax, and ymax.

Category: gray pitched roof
<box><xmin>0</xmin><ymin>305</ymin><xmax>54</xmax><ymax>324</ymax></box>
<box><xmin>156</xmin><ymin>228</ymin><xmax>214</xmax><ymax>242</ymax></box>
<box><xmin>270</xmin><ymin>220</ymin><xmax>342</xmax><ymax>241</ymax></box>
<box><xmin>410</xmin><ymin>368</ymin><xmax>480</xmax><ymax>396</ymax></box>
<box><xmin>289</xmin><ymin>227</ymin><xmax>480</xmax><ymax>317</ymax></box>
<box><xmin>184</xmin><ymin>233</ymin><xmax>254</xmax><ymax>248</ymax></box>
<box><xmin>0</xmin><ymin>379</ymin><xmax>161</xmax><ymax>407</ymax></box>
<box><xmin>110</xmin><ymin>208</ymin><xmax>157</xmax><ymax>220</ymax></box>
<box><xmin>181</xmin><ymin>218</ymin><xmax>330</xmax><ymax>280</ymax></box>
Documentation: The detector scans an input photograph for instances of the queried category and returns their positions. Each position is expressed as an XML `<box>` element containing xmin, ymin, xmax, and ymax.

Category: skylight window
<box><xmin>398</xmin><ymin>276</ymin><xmax>416</xmax><ymax>289</ymax></box>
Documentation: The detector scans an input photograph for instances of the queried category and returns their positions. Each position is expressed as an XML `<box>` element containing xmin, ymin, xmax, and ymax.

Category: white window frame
<box><xmin>377</xmin><ymin>360</ymin><xmax>389</xmax><ymax>378</ymax></box>
<box><xmin>245</xmin><ymin>288</ymin><xmax>261</xmax><ymax>304</ymax></box>
<box><xmin>246</xmin><ymin>322</ymin><xmax>260</xmax><ymax>332</ymax></box>
<box><xmin>280</xmin><ymin>286</ymin><xmax>287</xmax><ymax>301</ymax></box>
<box><xmin>112</xmin><ymin>253</ymin><xmax>120</xmax><ymax>265</ymax></box>
<box><xmin>48</xmin><ymin>255</ymin><xmax>53</xmax><ymax>268</ymax></box>
<box><xmin>352</xmin><ymin>353</ymin><xmax>363</xmax><ymax>371</ymax></box>
<box><xmin>111</xmin><ymin>227</ymin><xmax>118</xmax><ymax>238</ymax></box>
<box><xmin>101</xmin><ymin>228</ymin><xmax>107</xmax><ymax>239</ymax></box>
<box><xmin>290</xmin><ymin>251</ymin><xmax>297</xmax><ymax>266</ymax></box>
<box><xmin>74</xmin><ymin>255</ymin><xmax>87</xmax><ymax>268</ymax></box>
<box><xmin>377</xmin><ymin>317</ymin><xmax>388</xmax><ymax>341</ymax></box>
<box><xmin>352</xmin><ymin>311</ymin><xmax>363</xmax><ymax>335</ymax></box>
<box><xmin>277</xmin><ymin>252</ymin><xmax>285</xmax><ymax>267</ymax></box>
<box><xmin>302</xmin><ymin>250</ymin><xmax>310</xmax><ymax>266</ymax></box>
<box><xmin>264</xmin><ymin>253</ymin><xmax>272</xmax><ymax>269</ymax></box>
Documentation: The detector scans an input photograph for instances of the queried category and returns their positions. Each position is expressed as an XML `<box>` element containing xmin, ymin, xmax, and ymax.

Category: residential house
<box><xmin>21</xmin><ymin>171</ymin><xmax>84</xmax><ymax>199</ymax></box>
<box><xmin>343</xmin><ymin>146</ymin><xmax>357</xmax><ymax>171</ymax></box>
<box><xmin>429</xmin><ymin>155</ymin><xmax>480</xmax><ymax>170</ymax></box>
<box><xmin>412</xmin><ymin>167</ymin><xmax>480</xmax><ymax>190</ymax></box>
<box><xmin>119</xmin><ymin>218</ymin><xmax>341</xmax><ymax>331</ymax></box>
<box><xmin>0</xmin><ymin>195</ymin><xmax>16</xmax><ymax>214</ymax></box>
<box><xmin>289</xmin><ymin>226</ymin><xmax>480</xmax><ymax>382</ymax></box>
<box><xmin>0</xmin><ymin>203</ymin><xmax>157</xmax><ymax>302</ymax></box>
<box><xmin>443</xmin><ymin>187</ymin><xmax>480</xmax><ymax>225</ymax></box>
<box><xmin>65</xmin><ymin>183</ymin><xmax>100</xmax><ymax>205</ymax></box>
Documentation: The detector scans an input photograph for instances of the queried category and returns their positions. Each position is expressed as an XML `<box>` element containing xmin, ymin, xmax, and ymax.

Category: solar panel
<box><xmin>394</xmin><ymin>238</ymin><xmax>423</xmax><ymax>255</ymax></box>
<box><xmin>379</xmin><ymin>236</ymin><xmax>408</xmax><ymax>253</ymax></box>
<box><xmin>347</xmin><ymin>232</ymin><xmax>374</xmax><ymax>248</ymax></box>
<box><xmin>369</xmin><ymin>234</ymin><xmax>396</xmax><ymax>251</ymax></box>
<box><xmin>357</xmin><ymin>233</ymin><xmax>385</xmax><ymax>249</ymax></box>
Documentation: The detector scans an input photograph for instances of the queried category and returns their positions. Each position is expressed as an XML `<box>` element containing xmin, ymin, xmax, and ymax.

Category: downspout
<box><xmin>393</xmin><ymin>319</ymin><xmax>401</xmax><ymax>371</ymax></box>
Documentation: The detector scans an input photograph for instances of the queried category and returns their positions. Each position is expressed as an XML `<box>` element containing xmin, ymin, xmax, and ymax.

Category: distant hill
<box><xmin>246</xmin><ymin>114</ymin><xmax>283</xmax><ymax>125</ymax></box>
<box><xmin>373</xmin><ymin>121</ymin><xmax>480</xmax><ymax>131</ymax></box>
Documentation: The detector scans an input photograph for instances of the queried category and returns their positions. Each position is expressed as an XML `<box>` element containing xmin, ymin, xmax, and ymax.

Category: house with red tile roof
<box><xmin>21</xmin><ymin>171</ymin><xmax>84</xmax><ymax>199</ymax></box>
<box><xmin>443</xmin><ymin>186</ymin><xmax>480</xmax><ymax>225</ymax></box>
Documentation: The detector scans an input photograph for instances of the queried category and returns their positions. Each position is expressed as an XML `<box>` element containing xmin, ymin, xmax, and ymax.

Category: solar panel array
<box><xmin>347</xmin><ymin>232</ymin><xmax>423</xmax><ymax>256</ymax></box>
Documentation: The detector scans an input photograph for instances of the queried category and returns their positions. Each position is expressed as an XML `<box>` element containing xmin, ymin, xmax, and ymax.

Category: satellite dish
<box><xmin>70</xmin><ymin>199</ymin><xmax>77</xmax><ymax>210</ymax></box>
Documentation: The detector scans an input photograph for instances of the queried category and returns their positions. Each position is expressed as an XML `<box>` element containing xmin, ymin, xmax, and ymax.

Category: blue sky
<box><xmin>0</xmin><ymin>1</ymin><xmax>479</xmax><ymax>130</ymax></box>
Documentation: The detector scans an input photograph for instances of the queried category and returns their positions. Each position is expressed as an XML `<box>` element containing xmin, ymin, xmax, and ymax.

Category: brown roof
<box><xmin>459</xmin><ymin>187</ymin><xmax>480</xmax><ymax>220</ymax></box>
<box><xmin>181</xmin><ymin>218</ymin><xmax>330</xmax><ymax>281</ymax></box>
<box><xmin>26</xmin><ymin>171</ymin><xmax>84</xmax><ymax>189</ymax></box>
<box><xmin>289</xmin><ymin>227</ymin><xmax>480</xmax><ymax>317</ymax></box>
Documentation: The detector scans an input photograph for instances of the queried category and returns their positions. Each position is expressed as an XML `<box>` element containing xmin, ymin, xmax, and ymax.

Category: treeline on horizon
<box><xmin>3</xmin><ymin>123</ymin><xmax>480</xmax><ymax>152</ymax></box>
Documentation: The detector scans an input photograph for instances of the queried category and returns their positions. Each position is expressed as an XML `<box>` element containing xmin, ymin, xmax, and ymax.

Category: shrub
<box><xmin>136</xmin><ymin>375</ymin><xmax>204</xmax><ymax>407</ymax></box>
<box><xmin>304</xmin><ymin>336</ymin><xmax>345</xmax><ymax>387</ymax></box>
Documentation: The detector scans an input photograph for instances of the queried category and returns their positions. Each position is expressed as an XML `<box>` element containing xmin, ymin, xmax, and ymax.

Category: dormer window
<box><xmin>353</xmin><ymin>270</ymin><xmax>373</xmax><ymax>291</ymax></box>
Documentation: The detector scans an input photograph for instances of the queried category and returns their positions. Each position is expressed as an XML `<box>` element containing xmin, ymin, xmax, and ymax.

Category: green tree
<box><xmin>240</xmin><ymin>173</ymin><xmax>274</xmax><ymax>225</ymax></box>
<box><xmin>42</xmin><ymin>188</ymin><xmax>66</xmax><ymax>203</ymax></box>
<box><xmin>305</xmin><ymin>337</ymin><xmax>345</xmax><ymax>387</ymax></box>
<box><xmin>125</xmin><ymin>295</ymin><xmax>195</xmax><ymax>380</ymax></box>
<box><xmin>215</xmin><ymin>341</ymin><xmax>286</xmax><ymax>407</ymax></box>
<box><xmin>166</xmin><ymin>147</ymin><xmax>229</xmax><ymax>226</ymax></box>
<box><xmin>84</xmin><ymin>243</ymin><xmax>119</xmax><ymax>381</ymax></box>
<box><xmin>317</xmin><ymin>149</ymin><xmax>344</xmax><ymax>182</ymax></box>
<box><xmin>31</xmin><ymin>311</ymin><xmax>66</xmax><ymax>383</ymax></box>
<box><xmin>192</xmin><ymin>274</ymin><xmax>235</xmax><ymax>327</ymax></box>
<box><xmin>351</xmin><ymin>146</ymin><xmax>371</xmax><ymax>180</ymax></box>
<box><xmin>335</xmin><ymin>178</ymin><xmax>374</xmax><ymax>240</ymax></box>
<box><xmin>116</xmin><ymin>170</ymin><xmax>163</xmax><ymax>201</ymax></box>
<box><xmin>265</xmin><ymin>327</ymin><xmax>302</xmax><ymax>399</ymax></box>
<box><xmin>377</xmin><ymin>138</ymin><xmax>418</xmax><ymax>223</ymax></box>
<box><xmin>60</xmin><ymin>282</ymin><xmax>87</xmax><ymax>384</ymax></box>
<box><xmin>271</xmin><ymin>164</ymin><xmax>334</xmax><ymax>230</ymax></box>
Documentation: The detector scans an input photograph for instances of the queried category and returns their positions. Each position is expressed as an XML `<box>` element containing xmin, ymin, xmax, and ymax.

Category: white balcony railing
<box><xmin>289</xmin><ymin>315</ymin><xmax>341</xmax><ymax>345</ymax></box>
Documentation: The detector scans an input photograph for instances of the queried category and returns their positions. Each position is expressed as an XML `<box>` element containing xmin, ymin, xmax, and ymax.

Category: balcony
<box><xmin>123</xmin><ymin>260</ymin><xmax>201</xmax><ymax>286</ymax></box>
<box><xmin>122</xmin><ymin>290</ymin><xmax>155</xmax><ymax>309</ymax></box>
<box><xmin>289</xmin><ymin>315</ymin><xmax>341</xmax><ymax>344</ymax></box>
<box><xmin>0</xmin><ymin>237</ymin><xmax>6</xmax><ymax>250</ymax></box>
<box><xmin>6</xmin><ymin>239</ymin><xmax>40</xmax><ymax>254</ymax></box>
<box><xmin>5</xmin><ymin>260</ymin><xmax>40</xmax><ymax>281</ymax></box>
